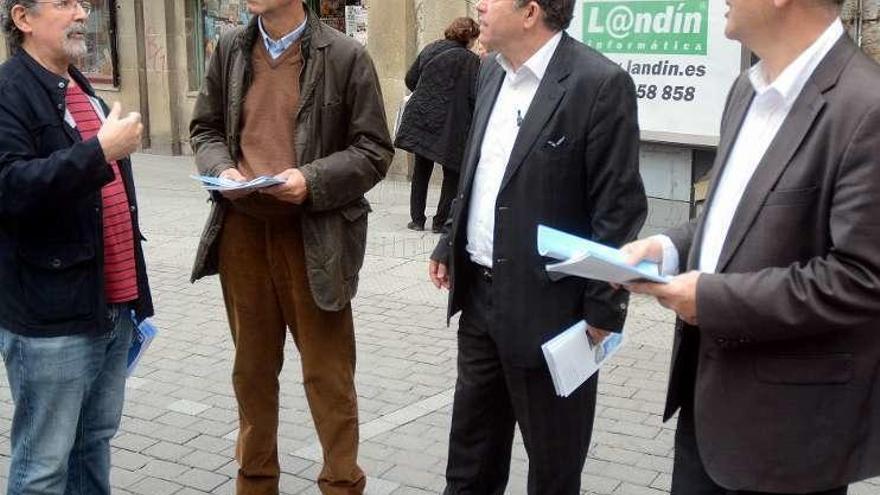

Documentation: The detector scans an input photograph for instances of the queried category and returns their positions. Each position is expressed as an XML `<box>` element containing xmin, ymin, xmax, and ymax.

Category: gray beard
<box><xmin>63</xmin><ymin>38</ymin><xmax>87</xmax><ymax>59</ymax></box>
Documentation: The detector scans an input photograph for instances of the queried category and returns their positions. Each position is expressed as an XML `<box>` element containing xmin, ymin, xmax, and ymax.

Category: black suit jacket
<box><xmin>433</xmin><ymin>34</ymin><xmax>647</xmax><ymax>367</ymax></box>
<box><xmin>664</xmin><ymin>36</ymin><xmax>880</xmax><ymax>492</ymax></box>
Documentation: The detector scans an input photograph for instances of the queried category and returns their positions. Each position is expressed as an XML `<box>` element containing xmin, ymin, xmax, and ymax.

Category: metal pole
<box><xmin>856</xmin><ymin>0</ymin><xmax>864</xmax><ymax>47</ymax></box>
<box><xmin>133</xmin><ymin>0</ymin><xmax>151</xmax><ymax>149</ymax></box>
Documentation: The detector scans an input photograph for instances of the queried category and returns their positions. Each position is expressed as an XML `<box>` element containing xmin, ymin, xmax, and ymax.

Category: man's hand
<box><xmin>261</xmin><ymin>168</ymin><xmax>308</xmax><ymax>204</ymax></box>
<box><xmin>218</xmin><ymin>167</ymin><xmax>250</xmax><ymax>200</ymax></box>
<box><xmin>628</xmin><ymin>271</ymin><xmax>701</xmax><ymax>325</ymax></box>
<box><xmin>612</xmin><ymin>237</ymin><xmax>667</xmax><ymax>290</ymax></box>
<box><xmin>97</xmin><ymin>102</ymin><xmax>143</xmax><ymax>162</ymax></box>
<box><xmin>587</xmin><ymin>326</ymin><xmax>612</xmax><ymax>345</ymax></box>
<box><xmin>620</xmin><ymin>237</ymin><xmax>664</xmax><ymax>266</ymax></box>
<box><xmin>429</xmin><ymin>259</ymin><xmax>450</xmax><ymax>290</ymax></box>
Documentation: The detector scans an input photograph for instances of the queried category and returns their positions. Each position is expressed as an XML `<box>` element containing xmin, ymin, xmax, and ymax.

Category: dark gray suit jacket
<box><xmin>432</xmin><ymin>33</ymin><xmax>647</xmax><ymax>367</ymax></box>
<box><xmin>665</xmin><ymin>35</ymin><xmax>880</xmax><ymax>492</ymax></box>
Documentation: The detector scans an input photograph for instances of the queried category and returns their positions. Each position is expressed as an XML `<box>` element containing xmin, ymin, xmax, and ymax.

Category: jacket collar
<box><xmin>235</xmin><ymin>1</ymin><xmax>331</xmax><ymax>60</ymax></box>
<box><xmin>14</xmin><ymin>49</ymin><xmax>97</xmax><ymax>98</ymax></box>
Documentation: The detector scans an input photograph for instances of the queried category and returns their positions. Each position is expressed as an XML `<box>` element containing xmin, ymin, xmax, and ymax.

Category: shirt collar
<box><xmin>748</xmin><ymin>19</ymin><xmax>844</xmax><ymax>106</ymax></box>
<box><xmin>258</xmin><ymin>15</ymin><xmax>307</xmax><ymax>54</ymax></box>
<box><xmin>497</xmin><ymin>31</ymin><xmax>563</xmax><ymax>83</ymax></box>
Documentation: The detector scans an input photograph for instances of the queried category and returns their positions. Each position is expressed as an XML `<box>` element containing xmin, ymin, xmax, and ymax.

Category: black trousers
<box><xmin>409</xmin><ymin>154</ymin><xmax>459</xmax><ymax>229</ymax></box>
<box><xmin>673</xmin><ymin>403</ymin><xmax>848</xmax><ymax>495</ymax></box>
<box><xmin>444</xmin><ymin>264</ymin><xmax>598</xmax><ymax>495</ymax></box>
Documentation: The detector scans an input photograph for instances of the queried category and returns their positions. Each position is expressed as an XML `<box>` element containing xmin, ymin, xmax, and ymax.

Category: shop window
<box><xmin>186</xmin><ymin>0</ymin><xmax>252</xmax><ymax>91</ymax></box>
<box><xmin>76</xmin><ymin>0</ymin><xmax>119</xmax><ymax>86</ymax></box>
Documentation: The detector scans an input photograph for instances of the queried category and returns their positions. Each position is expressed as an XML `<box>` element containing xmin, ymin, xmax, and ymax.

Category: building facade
<box><xmin>0</xmin><ymin>0</ymin><xmax>877</xmax><ymax>192</ymax></box>
<box><xmin>0</xmin><ymin>0</ymin><xmax>369</xmax><ymax>156</ymax></box>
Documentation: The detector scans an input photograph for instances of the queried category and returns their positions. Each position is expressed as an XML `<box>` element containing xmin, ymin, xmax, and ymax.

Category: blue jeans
<box><xmin>0</xmin><ymin>305</ymin><xmax>133</xmax><ymax>495</ymax></box>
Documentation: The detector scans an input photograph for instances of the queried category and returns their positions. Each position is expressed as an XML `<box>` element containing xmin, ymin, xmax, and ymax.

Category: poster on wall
<box><xmin>320</xmin><ymin>0</ymin><xmax>346</xmax><ymax>32</ymax></box>
<box><xmin>345</xmin><ymin>6</ymin><xmax>368</xmax><ymax>45</ymax></box>
<box><xmin>567</xmin><ymin>0</ymin><xmax>743</xmax><ymax>146</ymax></box>
<box><xmin>202</xmin><ymin>0</ymin><xmax>251</xmax><ymax>69</ymax></box>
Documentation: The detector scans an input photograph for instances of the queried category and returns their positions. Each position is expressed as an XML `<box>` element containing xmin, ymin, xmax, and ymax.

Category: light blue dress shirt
<box><xmin>258</xmin><ymin>15</ymin><xmax>307</xmax><ymax>60</ymax></box>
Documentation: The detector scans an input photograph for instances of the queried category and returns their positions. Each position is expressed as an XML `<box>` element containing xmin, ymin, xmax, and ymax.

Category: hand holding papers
<box><xmin>542</xmin><ymin>320</ymin><xmax>624</xmax><ymax>397</ymax></box>
<box><xmin>191</xmin><ymin>174</ymin><xmax>285</xmax><ymax>193</ymax></box>
<box><xmin>537</xmin><ymin>225</ymin><xmax>669</xmax><ymax>284</ymax></box>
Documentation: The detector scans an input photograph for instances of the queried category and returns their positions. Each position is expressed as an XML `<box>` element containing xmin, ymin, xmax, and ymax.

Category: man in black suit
<box><xmin>624</xmin><ymin>0</ymin><xmax>880</xmax><ymax>493</ymax></box>
<box><xmin>428</xmin><ymin>1</ymin><xmax>647</xmax><ymax>493</ymax></box>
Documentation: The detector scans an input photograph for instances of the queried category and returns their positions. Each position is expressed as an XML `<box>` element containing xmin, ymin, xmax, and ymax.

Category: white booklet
<box><xmin>541</xmin><ymin>320</ymin><xmax>624</xmax><ymax>397</ymax></box>
<box><xmin>537</xmin><ymin>225</ymin><xmax>669</xmax><ymax>284</ymax></box>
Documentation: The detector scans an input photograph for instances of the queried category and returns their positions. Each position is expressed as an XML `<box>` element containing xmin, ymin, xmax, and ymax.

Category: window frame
<box><xmin>77</xmin><ymin>0</ymin><xmax>120</xmax><ymax>87</ymax></box>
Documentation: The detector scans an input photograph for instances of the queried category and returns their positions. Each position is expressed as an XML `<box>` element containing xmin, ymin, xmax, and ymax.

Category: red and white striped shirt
<box><xmin>66</xmin><ymin>81</ymin><xmax>139</xmax><ymax>303</ymax></box>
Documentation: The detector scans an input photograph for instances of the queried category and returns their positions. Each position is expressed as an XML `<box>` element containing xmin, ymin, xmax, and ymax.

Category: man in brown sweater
<box><xmin>189</xmin><ymin>1</ymin><xmax>393</xmax><ymax>494</ymax></box>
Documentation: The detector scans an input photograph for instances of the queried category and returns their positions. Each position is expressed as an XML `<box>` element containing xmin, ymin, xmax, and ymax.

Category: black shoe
<box><xmin>431</xmin><ymin>224</ymin><xmax>444</xmax><ymax>234</ymax></box>
<box><xmin>407</xmin><ymin>221</ymin><xmax>425</xmax><ymax>231</ymax></box>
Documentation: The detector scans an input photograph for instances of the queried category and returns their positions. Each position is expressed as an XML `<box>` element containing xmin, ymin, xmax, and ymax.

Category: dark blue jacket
<box><xmin>0</xmin><ymin>50</ymin><xmax>153</xmax><ymax>336</ymax></box>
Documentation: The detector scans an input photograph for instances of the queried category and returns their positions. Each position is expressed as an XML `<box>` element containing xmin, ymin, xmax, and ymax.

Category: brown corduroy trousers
<box><xmin>218</xmin><ymin>205</ymin><xmax>365</xmax><ymax>495</ymax></box>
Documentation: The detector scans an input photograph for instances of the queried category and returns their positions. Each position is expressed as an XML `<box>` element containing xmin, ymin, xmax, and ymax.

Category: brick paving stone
<box><xmin>177</xmin><ymin>467</ymin><xmax>229</xmax><ymax>492</ymax></box>
<box><xmin>180</xmin><ymin>449</ymin><xmax>231</xmax><ymax>471</ymax></box>
<box><xmin>143</xmin><ymin>441</ymin><xmax>195</xmax><ymax>462</ymax></box>
<box><xmin>115</xmin><ymin>432</ymin><xmax>161</xmax><ymax>453</ymax></box>
<box><xmin>110</xmin><ymin>466</ymin><xmax>145</xmax><ymax>490</ymax></box>
<box><xmin>127</xmin><ymin>476</ymin><xmax>183</xmax><ymax>495</ymax></box>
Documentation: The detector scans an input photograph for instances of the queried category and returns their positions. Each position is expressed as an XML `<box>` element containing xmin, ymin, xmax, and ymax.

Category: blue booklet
<box><xmin>191</xmin><ymin>174</ymin><xmax>284</xmax><ymax>192</ymax></box>
<box><xmin>537</xmin><ymin>225</ymin><xmax>669</xmax><ymax>284</ymax></box>
<box><xmin>127</xmin><ymin>318</ymin><xmax>158</xmax><ymax>377</ymax></box>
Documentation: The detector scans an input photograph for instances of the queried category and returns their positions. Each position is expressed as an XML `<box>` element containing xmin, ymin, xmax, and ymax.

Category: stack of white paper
<box><xmin>537</xmin><ymin>225</ymin><xmax>669</xmax><ymax>284</ymax></box>
<box><xmin>191</xmin><ymin>174</ymin><xmax>285</xmax><ymax>192</ymax></box>
<box><xmin>542</xmin><ymin>320</ymin><xmax>624</xmax><ymax>397</ymax></box>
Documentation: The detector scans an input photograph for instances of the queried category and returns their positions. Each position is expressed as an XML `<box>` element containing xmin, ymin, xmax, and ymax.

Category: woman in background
<box><xmin>395</xmin><ymin>17</ymin><xmax>480</xmax><ymax>232</ymax></box>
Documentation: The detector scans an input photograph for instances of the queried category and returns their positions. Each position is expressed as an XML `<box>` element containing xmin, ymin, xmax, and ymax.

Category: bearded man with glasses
<box><xmin>0</xmin><ymin>1</ymin><xmax>151</xmax><ymax>494</ymax></box>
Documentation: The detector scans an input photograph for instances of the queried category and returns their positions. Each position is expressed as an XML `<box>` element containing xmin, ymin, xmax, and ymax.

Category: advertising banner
<box><xmin>568</xmin><ymin>0</ymin><xmax>744</xmax><ymax>146</ymax></box>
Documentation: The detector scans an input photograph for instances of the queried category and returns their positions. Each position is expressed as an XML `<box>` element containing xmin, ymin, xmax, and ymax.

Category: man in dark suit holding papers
<box><xmin>428</xmin><ymin>0</ymin><xmax>646</xmax><ymax>492</ymax></box>
<box><xmin>623</xmin><ymin>0</ymin><xmax>880</xmax><ymax>493</ymax></box>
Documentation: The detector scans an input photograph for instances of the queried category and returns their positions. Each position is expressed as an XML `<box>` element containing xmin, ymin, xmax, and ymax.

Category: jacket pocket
<box><xmin>754</xmin><ymin>354</ymin><xmax>853</xmax><ymax>385</ymax></box>
<box><xmin>29</xmin><ymin>120</ymin><xmax>71</xmax><ymax>154</ymax></box>
<box><xmin>763</xmin><ymin>186</ymin><xmax>818</xmax><ymax>206</ymax></box>
<box><xmin>340</xmin><ymin>199</ymin><xmax>370</xmax><ymax>280</ymax></box>
<box><xmin>18</xmin><ymin>243</ymin><xmax>96</xmax><ymax>323</ymax></box>
<box><xmin>320</xmin><ymin>101</ymin><xmax>347</xmax><ymax>153</ymax></box>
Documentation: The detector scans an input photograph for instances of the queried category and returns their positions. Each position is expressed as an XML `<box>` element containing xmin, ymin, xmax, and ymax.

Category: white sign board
<box><xmin>568</xmin><ymin>0</ymin><xmax>744</xmax><ymax>146</ymax></box>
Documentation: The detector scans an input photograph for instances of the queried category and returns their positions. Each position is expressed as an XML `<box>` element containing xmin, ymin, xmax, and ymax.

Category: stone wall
<box><xmin>843</xmin><ymin>0</ymin><xmax>880</xmax><ymax>61</ymax></box>
<box><xmin>368</xmin><ymin>0</ymin><xmax>473</xmax><ymax>177</ymax></box>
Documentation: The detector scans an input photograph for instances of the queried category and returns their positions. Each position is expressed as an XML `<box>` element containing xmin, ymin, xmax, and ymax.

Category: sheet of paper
<box><xmin>191</xmin><ymin>175</ymin><xmax>285</xmax><ymax>192</ymax></box>
<box><xmin>537</xmin><ymin>225</ymin><xmax>669</xmax><ymax>284</ymax></box>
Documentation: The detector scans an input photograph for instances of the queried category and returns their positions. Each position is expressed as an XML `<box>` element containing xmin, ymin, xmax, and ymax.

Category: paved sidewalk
<box><xmin>0</xmin><ymin>153</ymin><xmax>876</xmax><ymax>495</ymax></box>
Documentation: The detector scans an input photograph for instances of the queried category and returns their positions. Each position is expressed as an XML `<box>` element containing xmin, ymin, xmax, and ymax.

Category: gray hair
<box><xmin>1</xmin><ymin>0</ymin><xmax>38</xmax><ymax>53</ymax></box>
<box><xmin>514</xmin><ymin>0</ymin><xmax>575</xmax><ymax>32</ymax></box>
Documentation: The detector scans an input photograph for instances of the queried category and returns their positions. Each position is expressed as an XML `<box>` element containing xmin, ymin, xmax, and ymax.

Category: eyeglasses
<box><xmin>32</xmin><ymin>0</ymin><xmax>92</xmax><ymax>16</ymax></box>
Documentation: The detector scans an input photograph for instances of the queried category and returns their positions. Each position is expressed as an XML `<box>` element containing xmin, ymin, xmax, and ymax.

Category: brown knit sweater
<box><xmin>239</xmin><ymin>40</ymin><xmax>304</xmax><ymax>179</ymax></box>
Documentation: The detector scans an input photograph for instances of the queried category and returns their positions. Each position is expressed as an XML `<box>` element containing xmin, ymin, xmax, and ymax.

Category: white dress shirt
<box><xmin>657</xmin><ymin>19</ymin><xmax>844</xmax><ymax>276</ymax></box>
<box><xmin>466</xmin><ymin>32</ymin><xmax>563</xmax><ymax>268</ymax></box>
